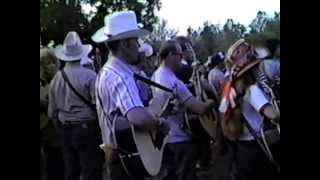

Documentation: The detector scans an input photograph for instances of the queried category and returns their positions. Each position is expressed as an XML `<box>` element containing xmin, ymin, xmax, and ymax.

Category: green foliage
<box><xmin>246</xmin><ymin>12</ymin><xmax>280</xmax><ymax>46</ymax></box>
<box><xmin>187</xmin><ymin>11</ymin><xmax>280</xmax><ymax>61</ymax></box>
<box><xmin>188</xmin><ymin>19</ymin><xmax>248</xmax><ymax>62</ymax></box>
<box><xmin>150</xmin><ymin>19</ymin><xmax>178</xmax><ymax>41</ymax></box>
<box><xmin>40</xmin><ymin>1</ymin><xmax>279</xmax><ymax>63</ymax></box>
<box><xmin>40</xmin><ymin>0</ymin><xmax>161</xmax><ymax>46</ymax></box>
<box><xmin>40</xmin><ymin>1</ymin><xmax>89</xmax><ymax>45</ymax></box>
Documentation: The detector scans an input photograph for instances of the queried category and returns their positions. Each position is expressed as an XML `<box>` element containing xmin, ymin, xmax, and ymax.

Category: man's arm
<box><xmin>175</xmin><ymin>79</ymin><xmax>214</xmax><ymax>114</ymax></box>
<box><xmin>47</xmin><ymin>78</ymin><xmax>58</xmax><ymax>121</ymax></box>
<box><xmin>126</xmin><ymin>107</ymin><xmax>158</xmax><ymax>131</ymax></box>
<box><xmin>112</xmin><ymin>76</ymin><xmax>158</xmax><ymax>131</ymax></box>
<box><xmin>184</xmin><ymin>97</ymin><xmax>214</xmax><ymax>114</ymax></box>
<box><xmin>88</xmin><ymin>73</ymin><xmax>97</xmax><ymax>105</ymax></box>
<box><xmin>248</xmin><ymin>84</ymin><xmax>279</xmax><ymax>121</ymax></box>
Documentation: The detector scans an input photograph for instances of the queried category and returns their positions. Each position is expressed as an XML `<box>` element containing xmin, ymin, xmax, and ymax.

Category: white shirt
<box><xmin>239</xmin><ymin>84</ymin><xmax>269</xmax><ymax>141</ymax></box>
<box><xmin>152</xmin><ymin>65</ymin><xmax>193</xmax><ymax>143</ymax></box>
<box><xmin>95</xmin><ymin>56</ymin><xmax>144</xmax><ymax>148</ymax></box>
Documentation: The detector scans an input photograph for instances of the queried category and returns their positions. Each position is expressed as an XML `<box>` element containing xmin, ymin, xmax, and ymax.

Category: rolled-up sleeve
<box><xmin>176</xmin><ymin>80</ymin><xmax>193</xmax><ymax>105</ymax></box>
<box><xmin>248</xmin><ymin>84</ymin><xmax>269</xmax><ymax>112</ymax></box>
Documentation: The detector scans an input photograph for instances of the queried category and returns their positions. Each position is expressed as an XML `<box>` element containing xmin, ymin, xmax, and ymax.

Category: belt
<box><xmin>58</xmin><ymin>120</ymin><xmax>98</xmax><ymax>128</ymax></box>
<box><xmin>237</xmin><ymin>139</ymin><xmax>262</xmax><ymax>146</ymax></box>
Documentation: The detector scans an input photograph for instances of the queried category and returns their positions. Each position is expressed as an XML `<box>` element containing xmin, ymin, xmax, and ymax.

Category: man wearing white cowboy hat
<box><xmin>48</xmin><ymin>31</ymin><xmax>104</xmax><ymax>180</ymax></box>
<box><xmin>219</xmin><ymin>39</ymin><xmax>280</xmax><ymax>180</ymax></box>
<box><xmin>92</xmin><ymin>10</ymin><xmax>164</xmax><ymax>180</ymax></box>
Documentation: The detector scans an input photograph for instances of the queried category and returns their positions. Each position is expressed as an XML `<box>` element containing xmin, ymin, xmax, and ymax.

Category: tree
<box><xmin>40</xmin><ymin>1</ymin><xmax>89</xmax><ymax>46</ymax></box>
<box><xmin>190</xmin><ymin>18</ymin><xmax>248</xmax><ymax>61</ymax></box>
<box><xmin>150</xmin><ymin>19</ymin><xmax>178</xmax><ymax>41</ymax></box>
<box><xmin>249</xmin><ymin>11</ymin><xmax>268</xmax><ymax>33</ymax></box>
<box><xmin>246</xmin><ymin>11</ymin><xmax>280</xmax><ymax>45</ymax></box>
<box><xmin>85</xmin><ymin>0</ymin><xmax>161</xmax><ymax>40</ymax></box>
<box><xmin>40</xmin><ymin>0</ymin><xmax>162</xmax><ymax>46</ymax></box>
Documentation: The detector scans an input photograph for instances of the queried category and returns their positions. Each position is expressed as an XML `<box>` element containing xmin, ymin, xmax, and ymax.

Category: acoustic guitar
<box><xmin>112</xmin><ymin>76</ymin><xmax>176</xmax><ymax>177</ymax></box>
<box><xmin>184</xmin><ymin>64</ymin><xmax>219</xmax><ymax>140</ymax></box>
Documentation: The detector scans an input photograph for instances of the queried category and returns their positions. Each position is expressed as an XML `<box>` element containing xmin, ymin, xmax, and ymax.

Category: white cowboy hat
<box><xmin>91</xmin><ymin>10</ymin><xmax>150</xmax><ymax>43</ymax></box>
<box><xmin>54</xmin><ymin>31</ymin><xmax>92</xmax><ymax>61</ymax></box>
<box><xmin>139</xmin><ymin>42</ymin><xmax>153</xmax><ymax>57</ymax></box>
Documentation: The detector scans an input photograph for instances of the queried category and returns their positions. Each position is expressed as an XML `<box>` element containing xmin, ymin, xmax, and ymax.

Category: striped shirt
<box><xmin>96</xmin><ymin>56</ymin><xmax>144</xmax><ymax>148</ymax></box>
<box><xmin>48</xmin><ymin>63</ymin><xmax>97</xmax><ymax>122</ymax></box>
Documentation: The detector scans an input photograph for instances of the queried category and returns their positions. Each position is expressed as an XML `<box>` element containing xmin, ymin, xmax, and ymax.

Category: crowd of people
<box><xmin>40</xmin><ymin>10</ymin><xmax>280</xmax><ymax>180</ymax></box>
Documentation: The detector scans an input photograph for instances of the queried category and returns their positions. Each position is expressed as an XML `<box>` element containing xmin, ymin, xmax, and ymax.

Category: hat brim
<box><xmin>226</xmin><ymin>39</ymin><xmax>246</xmax><ymax>60</ymax></box>
<box><xmin>235</xmin><ymin>60</ymin><xmax>261</xmax><ymax>79</ymax></box>
<box><xmin>91</xmin><ymin>27</ymin><xmax>150</xmax><ymax>43</ymax></box>
<box><xmin>54</xmin><ymin>44</ymin><xmax>92</xmax><ymax>61</ymax></box>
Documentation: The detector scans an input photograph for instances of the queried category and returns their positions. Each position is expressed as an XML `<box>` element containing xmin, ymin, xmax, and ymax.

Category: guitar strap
<box><xmin>240</xmin><ymin>115</ymin><xmax>280</xmax><ymax>171</ymax></box>
<box><xmin>133</xmin><ymin>73</ymin><xmax>174</xmax><ymax>93</ymax></box>
<box><xmin>60</xmin><ymin>69</ymin><xmax>96</xmax><ymax>111</ymax></box>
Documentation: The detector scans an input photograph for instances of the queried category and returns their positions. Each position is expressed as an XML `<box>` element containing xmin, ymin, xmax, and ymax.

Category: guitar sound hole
<box><xmin>116</xmin><ymin>128</ymin><xmax>137</xmax><ymax>154</ymax></box>
<box><xmin>149</xmin><ymin>131</ymin><xmax>165</xmax><ymax>149</ymax></box>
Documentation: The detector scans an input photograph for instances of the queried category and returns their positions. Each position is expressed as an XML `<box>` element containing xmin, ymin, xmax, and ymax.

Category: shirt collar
<box><xmin>104</xmin><ymin>56</ymin><xmax>138</xmax><ymax>76</ymax></box>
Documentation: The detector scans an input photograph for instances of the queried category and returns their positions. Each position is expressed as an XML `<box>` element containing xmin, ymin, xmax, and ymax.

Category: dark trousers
<box><xmin>195</xmin><ymin>140</ymin><xmax>212</xmax><ymax>168</ymax></box>
<box><xmin>105</xmin><ymin>148</ymin><xmax>146</xmax><ymax>180</ymax></box>
<box><xmin>109</xmin><ymin>158</ymin><xmax>146</xmax><ymax>180</ymax></box>
<box><xmin>233</xmin><ymin>140</ymin><xmax>279</xmax><ymax>180</ymax></box>
<box><xmin>57</xmin><ymin>121</ymin><xmax>104</xmax><ymax>180</ymax></box>
<box><xmin>41</xmin><ymin>144</ymin><xmax>65</xmax><ymax>180</ymax></box>
<box><xmin>40</xmin><ymin>124</ymin><xmax>65</xmax><ymax>180</ymax></box>
<box><xmin>159</xmin><ymin>141</ymin><xmax>198</xmax><ymax>180</ymax></box>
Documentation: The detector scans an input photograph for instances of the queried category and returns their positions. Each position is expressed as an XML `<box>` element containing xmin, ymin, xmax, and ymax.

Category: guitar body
<box><xmin>114</xmin><ymin>116</ymin><xmax>168</xmax><ymax>177</ymax></box>
<box><xmin>185</xmin><ymin>65</ymin><xmax>220</xmax><ymax>141</ymax></box>
<box><xmin>185</xmin><ymin>110</ymin><xmax>218</xmax><ymax>141</ymax></box>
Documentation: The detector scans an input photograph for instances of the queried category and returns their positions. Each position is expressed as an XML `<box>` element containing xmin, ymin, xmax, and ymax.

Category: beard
<box><xmin>129</xmin><ymin>58</ymin><xmax>141</xmax><ymax>65</ymax></box>
<box><xmin>129</xmin><ymin>54</ymin><xmax>143</xmax><ymax>66</ymax></box>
